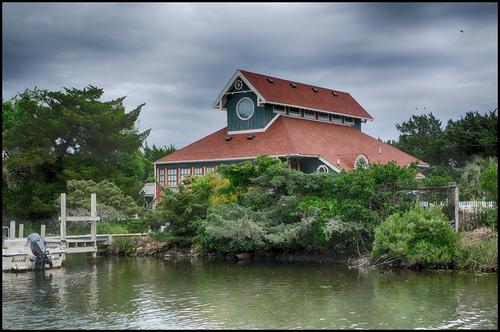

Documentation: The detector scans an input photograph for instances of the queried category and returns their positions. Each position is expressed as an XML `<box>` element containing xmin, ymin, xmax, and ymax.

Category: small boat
<box><xmin>2</xmin><ymin>233</ymin><xmax>66</xmax><ymax>272</ymax></box>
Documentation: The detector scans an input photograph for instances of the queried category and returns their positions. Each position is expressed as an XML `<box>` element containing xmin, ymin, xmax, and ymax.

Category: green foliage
<box><xmin>199</xmin><ymin>157</ymin><xmax>419</xmax><ymax>253</ymax></box>
<box><xmin>141</xmin><ymin>142</ymin><xmax>176</xmax><ymax>182</ymax></box>
<box><xmin>480</xmin><ymin>163</ymin><xmax>498</xmax><ymax>202</ymax></box>
<box><xmin>108</xmin><ymin>236</ymin><xmax>139</xmax><ymax>256</ymax></box>
<box><xmin>455</xmin><ymin>230</ymin><xmax>497</xmax><ymax>272</ymax></box>
<box><xmin>156</xmin><ymin>172</ymin><xmax>234</xmax><ymax>242</ymax></box>
<box><xmin>445</xmin><ymin>110</ymin><xmax>498</xmax><ymax>167</ymax></box>
<box><xmin>96</xmin><ymin>222</ymin><xmax>129</xmax><ymax>234</ymax></box>
<box><xmin>392</xmin><ymin>110</ymin><xmax>497</xmax><ymax>169</ymax></box>
<box><xmin>2</xmin><ymin>86</ymin><xmax>149</xmax><ymax>218</ymax></box>
<box><xmin>484</xmin><ymin>208</ymin><xmax>498</xmax><ymax>230</ymax></box>
<box><xmin>372</xmin><ymin>205</ymin><xmax>459</xmax><ymax>266</ymax></box>
<box><xmin>65</xmin><ymin>179</ymin><xmax>139</xmax><ymax>220</ymax></box>
<box><xmin>393</xmin><ymin>113</ymin><xmax>448</xmax><ymax>166</ymax></box>
<box><xmin>459</xmin><ymin>156</ymin><xmax>497</xmax><ymax>200</ymax></box>
<box><xmin>200</xmin><ymin>204</ymin><xmax>302</xmax><ymax>252</ymax></box>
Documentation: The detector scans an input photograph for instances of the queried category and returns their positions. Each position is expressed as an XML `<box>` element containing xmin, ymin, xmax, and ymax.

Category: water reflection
<box><xmin>2</xmin><ymin>256</ymin><xmax>497</xmax><ymax>329</ymax></box>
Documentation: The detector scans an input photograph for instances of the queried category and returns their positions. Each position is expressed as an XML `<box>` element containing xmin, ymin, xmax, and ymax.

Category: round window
<box><xmin>236</xmin><ymin>97</ymin><xmax>254</xmax><ymax>120</ymax></box>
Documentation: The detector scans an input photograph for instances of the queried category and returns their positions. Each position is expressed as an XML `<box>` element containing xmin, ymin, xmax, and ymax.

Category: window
<box><xmin>304</xmin><ymin>110</ymin><xmax>316</xmax><ymax>119</ymax></box>
<box><xmin>331</xmin><ymin>114</ymin><xmax>342</xmax><ymax>123</ymax></box>
<box><xmin>236</xmin><ymin>97</ymin><xmax>254</xmax><ymax>120</ymax></box>
<box><xmin>206</xmin><ymin>166</ymin><xmax>216</xmax><ymax>174</ymax></box>
<box><xmin>194</xmin><ymin>167</ymin><xmax>203</xmax><ymax>176</ymax></box>
<box><xmin>318</xmin><ymin>112</ymin><xmax>329</xmax><ymax>122</ymax></box>
<box><xmin>273</xmin><ymin>105</ymin><xmax>286</xmax><ymax>115</ymax></box>
<box><xmin>317</xmin><ymin>165</ymin><xmax>329</xmax><ymax>173</ymax></box>
<box><xmin>159</xmin><ymin>169</ymin><xmax>165</xmax><ymax>186</ymax></box>
<box><xmin>354</xmin><ymin>155</ymin><xmax>369</xmax><ymax>169</ymax></box>
<box><xmin>289</xmin><ymin>107</ymin><xmax>301</xmax><ymax>117</ymax></box>
<box><xmin>167</xmin><ymin>168</ymin><xmax>177</xmax><ymax>187</ymax></box>
<box><xmin>180</xmin><ymin>168</ymin><xmax>191</xmax><ymax>181</ymax></box>
<box><xmin>343</xmin><ymin>117</ymin><xmax>354</xmax><ymax>125</ymax></box>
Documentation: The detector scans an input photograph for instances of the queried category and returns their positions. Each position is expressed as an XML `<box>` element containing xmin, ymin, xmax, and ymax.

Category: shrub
<box><xmin>64</xmin><ymin>179</ymin><xmax>139</xmax><ymax>221</ymax></box>
<box><xmin>199</xmin><ymin>204</ymin><xmax>302</xmax><ymax>253</ymax></box>
<box><xmin>156</xmin><ymin>172</ymin><xmax>235</xmax><ymax>242</ymax></box>
<box><xmin>372</xmin><ymin>205</ymin><xmax>459</xmax><ymax>266</ymax></box>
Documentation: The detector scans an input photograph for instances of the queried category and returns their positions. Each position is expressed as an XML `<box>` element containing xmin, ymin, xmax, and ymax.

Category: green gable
<box><xmin>226</xmin><ymin>79</ymin><xmax>277</xmax><ymax>132</ymax></box>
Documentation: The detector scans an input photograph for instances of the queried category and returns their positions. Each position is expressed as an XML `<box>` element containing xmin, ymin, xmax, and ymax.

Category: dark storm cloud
<box><xmin>2</xmin><ymin>3</ymin><xmax>498</xmax><ymax>148</ymax></box>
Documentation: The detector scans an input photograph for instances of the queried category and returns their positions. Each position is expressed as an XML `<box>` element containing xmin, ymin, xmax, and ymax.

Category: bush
<box><xmin>199</xmin><ymin>204</ymin><xmax>302</xmax><ymax>253</ymax></box>
<box><xmin>372</xmin><ymin>205</ymin><xmax>459</xmax><ymax>266</ymax></box>
<box><xmin>156</xmin><ymin>172</ymin><xmax>235</xmax><ymax>242</ymax></box>
<box><xmin>64</xmin><ymin>179</ymin><xmax>140</xmax><ymax>221</ymax></box>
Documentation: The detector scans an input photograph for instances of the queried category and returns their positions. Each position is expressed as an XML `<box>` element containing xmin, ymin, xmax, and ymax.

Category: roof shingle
<box><xmin>239</xmin><ymin>69</ymin><xmax>374</xmax><ymax>120</ymax></box>
<box><xmin>155</xmin><ymin>116</ymin><xmax>426</xmax><ymax>169</ymax></box>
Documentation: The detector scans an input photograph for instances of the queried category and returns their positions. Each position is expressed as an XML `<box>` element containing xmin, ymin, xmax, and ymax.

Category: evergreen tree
<box><xmin>2</xmin><ymin>86</ymin><xmax>150</xmax><ymax>218</ymax></box>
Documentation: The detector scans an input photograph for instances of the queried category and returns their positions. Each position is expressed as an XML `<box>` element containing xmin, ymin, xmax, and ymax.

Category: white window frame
<box><xmin>317</xmin><ymin>165</ymin><xmax>329</xmax><ymax>173</ymax></box>
<box><xmin>331</xmin><ymin>114</ymin><xmax>342</xmax><ymax>124</ymax></box>
<box><xmin>236</xmin><ymin>97</ymin><xmax>255</xmax><ymax>121</ymax></box>
<box><xmin>289</xmin><ymin>107</ymin><xmax>301</xmax><ymax>117</ymax></box>
<box><xmin>273</xmin><ymin>105</ymin><xmax>286</xmax><ymax>115</ymax></box>
<box><xmin>317</xmin><ymin>112</ymin><xmax>329</xmax><ymax>122</ymax></box>
<box><xmin>344</xmin><ymin>117</ymin><xmax>354</xmax><ymax>125</ymax></box>
<box><xmin>354</xmin><ymin>155</ymin><xmax>369</xmax><ymax>169</ymax></box>
<box><xmin>206</xmin><ymin>166</ymin><xmax>216</xmax><ymax>174</ymax></box>
<box><xmin>194</xmin><ymin>167</ymin><xmax>203</xmax><ymax>176</ymax></box>
<box><xmin>304</xmin><ymin>110</ymin><xmax>316</xmax><ymax>119</ymax></box>
<box><xmin>180</xmin><ymin>167</ymin><xmax>191</xmax><ymax>181</ymax></box>
<box><xmin>159</xmin><ymin>169</ymin><xmax>165</xmax><ymax>185</ymax></box>
<box><xmin>167</xmin><ymin>168</ymin><xmax>177</xmax><ymax>187</ymax></box>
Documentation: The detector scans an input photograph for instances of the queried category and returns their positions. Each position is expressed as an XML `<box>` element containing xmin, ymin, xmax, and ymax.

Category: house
<box><xmin>153</xmin><ymin>69</ymin><xmax>427</xmax><ymax>200</ymax></box>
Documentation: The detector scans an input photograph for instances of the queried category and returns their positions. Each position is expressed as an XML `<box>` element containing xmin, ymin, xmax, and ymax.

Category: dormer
<box><xmin>213</xmin><ymin>70</ymin><xmax>374</xmax><ymax>134</ymax></box>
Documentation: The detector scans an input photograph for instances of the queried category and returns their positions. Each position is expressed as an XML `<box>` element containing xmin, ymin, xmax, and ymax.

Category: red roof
<box><xmin>239</xmin><ymin>70</ymin><xmax>374</xmax><ymax>120</ymax></box>
<box><xmin>155</xmin><ymin>116</ymin><xmax>426</xmax><ymax>170</ymax></box>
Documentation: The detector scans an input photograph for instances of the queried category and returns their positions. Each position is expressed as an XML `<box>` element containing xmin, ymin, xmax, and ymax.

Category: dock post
<box><xmin>41</xmin><ymin>224</ymin><xmax>46</xmax><ymax>237</ymax></box>
<box><xmin>91</xmin><ymin>193</ymin><xmax>97</xmax><ymax>258</ymax></box>
<box><xmin>19</xmin><ymin>224</ymin><xmax>24</xmax><ymax>239</ymax></box>
<box><xmin>9</xmin><ymin>220</ymin><xmax>15</xmax><ymax>239</ymax></box>
<box><xmin>60</xmin><ymin>193</ymin><xmax>67</xmax><ymax>242</ymax></box>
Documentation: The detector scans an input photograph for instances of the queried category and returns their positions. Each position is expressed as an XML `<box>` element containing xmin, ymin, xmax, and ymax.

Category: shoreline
<box><xmin>101</xmin><ymin>235</ymin><xmax>497</xmax><ymax>273</ymax></box>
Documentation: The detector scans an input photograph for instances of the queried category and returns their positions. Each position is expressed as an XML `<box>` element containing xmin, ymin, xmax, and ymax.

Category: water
<box><xmin>2</xmin><ymin>255</ymin><xmax>497</xmax><ymax>329</ymax></box>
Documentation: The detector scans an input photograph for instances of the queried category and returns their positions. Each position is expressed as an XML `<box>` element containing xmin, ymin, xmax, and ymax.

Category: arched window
<box><xmin>354</xmin><ymin>154</ymin><xmax>369</xmax><ymax>169</ymax></box>
<box><xmin>317</xmin><ymin>165</ymin><xmax>329</xmax><ymax>173</ymax></box>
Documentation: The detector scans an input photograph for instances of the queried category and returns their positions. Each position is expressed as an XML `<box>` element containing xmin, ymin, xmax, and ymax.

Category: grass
<box><xmin>455</xmin><ymin>227</ymin><xmax>498</xmax><ymax>272</ymax></box>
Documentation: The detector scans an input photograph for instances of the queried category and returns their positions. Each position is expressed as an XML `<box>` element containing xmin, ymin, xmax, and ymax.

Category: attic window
<box><xmin>266</xmin><ymin>78</ymin><xmax>274</xmax><ymax>84</ymax></box>
<box><xmin>246</xmin><ymin>135</ymin><xmax>255</xmax><ymax>140</ymax></box>
<box><xmin>312</xmin><ymin>87</ymin><xmax>319</xmax><ymax>93</ymax></box>
<box><xmin>224</xmin><ymin>135</ymin><xmax>233</xmax><ymax>141</ymax></box>
<box><xmin>331</xmin><ymin>91</ymin><xmax>338</xmax><ymax>96</ymax></box>
<box><xmin>290</xmin><ymin>83</ymin><xmax>297</xmax><ymax>88</ymax></box>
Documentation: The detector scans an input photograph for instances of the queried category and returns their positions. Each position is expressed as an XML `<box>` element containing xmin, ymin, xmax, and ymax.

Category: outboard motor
<box><xmin>26</xmin><ymin>233</ymin><xmax>53</xmax><ymax>270</ymax></box>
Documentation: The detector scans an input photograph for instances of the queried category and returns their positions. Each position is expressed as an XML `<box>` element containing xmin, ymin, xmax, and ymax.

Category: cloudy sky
<box><xmin>3</xmin><ymin>3</ymin><xmax>498</xmax><ymax>148</ymax></box>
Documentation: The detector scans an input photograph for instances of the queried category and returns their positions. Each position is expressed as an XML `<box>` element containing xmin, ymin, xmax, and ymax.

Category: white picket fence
<box><xmin>420</xmin><ymin>201</ymin><xmax>496</xmax><ymax>210</ymax></box>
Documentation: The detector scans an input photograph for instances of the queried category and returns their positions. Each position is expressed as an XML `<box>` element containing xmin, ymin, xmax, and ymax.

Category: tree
<box><xmin>445</xmin><ymin>110</ymin><xmax>498</xmax><ymax>167</ymax></box>
<box><xmin>459</xmin><ymin>156</ymin><xmax>498</xmax><ymax>200</ymax></box>
<box><xmin>141</xmin><ymin>142</ymin><xmax>176</xmax><ymax>182</ymax></box>
<box><xmin>393</xmin><ymin>113</ymin><xmax>448</xmax><ymax>166</ymax></box>
<box><xmin>2</xmin><ymin>86</ymin><xmax>150</xmax><ymax>218</ymax></box>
